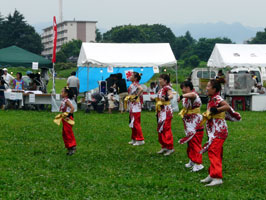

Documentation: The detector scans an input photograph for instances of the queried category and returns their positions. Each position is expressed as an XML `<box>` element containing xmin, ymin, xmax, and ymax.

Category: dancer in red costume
<box><xmin>178</xmin><ymin>81</ymin><xmax>204</xmax><ymax>171</ymax></box>
<box><xmin>126</xmin><ymin>72</ymin><xmax>145</xmax><ymax>146</ymax></box>
<box><xmin>154</xmin><ymin>74</ymin><xmax>174</xmax><ymax>156</ymax></box>
<box><xmin>55</xmin><ymin>87</ymin><xmax>77</xmax><ymax>155</ymax></box>
<box><xmin>200</xmin><ymin>79</ymin><xmax>241</xmax><ymax>186</ymax></box>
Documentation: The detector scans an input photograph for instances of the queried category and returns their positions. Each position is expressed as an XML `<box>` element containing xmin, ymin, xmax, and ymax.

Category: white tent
<box><xmin>77</xmin><ymin>43</ymin><xmax>177</xmax><ymax>68</ymax></box>
<box><xmin>207</xmin><ymin>44</ymin><xmax>266</xmax><ymax>68</ymax></box>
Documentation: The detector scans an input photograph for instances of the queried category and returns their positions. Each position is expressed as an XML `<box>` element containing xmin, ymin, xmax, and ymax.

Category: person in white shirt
<box><xmin>67</xmin><ymin>71</ymin><xmax>80</xmax><ymax>102</ymax></box>
<box><xmin>2</xmin><ymin>68</ymin><xmax>14</xmax><ymax>88</ymax></box>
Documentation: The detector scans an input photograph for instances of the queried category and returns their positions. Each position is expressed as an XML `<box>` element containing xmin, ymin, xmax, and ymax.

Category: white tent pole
<box><xmin>175</xmin><ymin>62</ymin><xmax>179</xmax><ymax>95</ymax></box>
<box><xmin>87</xmin><ymin>66</ymin><xmax>89</xmax><ymax>91</ymax></box>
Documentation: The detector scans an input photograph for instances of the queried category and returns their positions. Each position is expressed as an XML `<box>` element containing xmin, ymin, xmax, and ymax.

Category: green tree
<box><xmin>103</xmin><ymin>24</ymin><xmax>176</xmax><ymax>44</ymax></box>
<box><xmin>56</xmin><ymin>39</ymin><xmax>82</xmax><ymax>62</ymax></box>
<box><xmin>103</xmin><ymin>25</ymin><xmax>147</xmax><ymax>43</ymax></box>
<box><xmin>184</xmin><ymin>55</ymin><xmax>200</xmax><ymax>67</ymax></box>
<box><xmin>248</xmin><ymin>28</ymin><xmax>266</xmax><ymax>44</ymax></box>
<box><xmin>0</xmin><ymin>13</ymin><xmax>4</xmax><ymax>48</ymax></box>
<box><xmin>172</xmin><ymin>31</ymin><xmax>196</xmax><ymax>59</ymax></box>
<box><xmin>192</xmin><ymin>37</ymin><xmax>233</xmax><ymax>61</ymax></box>
<box><xmin>96</xmin><ymin>28</ymin><xmax>102</xmax><ymax>42</ymax></box>
<box><xmin>0</xmin><ymin>10</ymin><xmax>43</xmax><ymax>54</ymax></box>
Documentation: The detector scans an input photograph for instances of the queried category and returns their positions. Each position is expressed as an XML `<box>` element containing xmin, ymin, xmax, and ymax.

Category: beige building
<box><xmin>41</xmin><ymin>20</ymin><xmax>97</xmax><ymax>58</ymax></box>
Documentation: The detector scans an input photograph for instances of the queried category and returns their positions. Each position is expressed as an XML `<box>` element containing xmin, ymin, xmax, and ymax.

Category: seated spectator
<box><xmin>257</xmin><ymin>83</ymin><xmax>265</xmax><ymax>94</ymax></box>
<box><xmin>13</xmin><ymin>72</ymin><xmax>24</xmax><ymax>90</ymax></box>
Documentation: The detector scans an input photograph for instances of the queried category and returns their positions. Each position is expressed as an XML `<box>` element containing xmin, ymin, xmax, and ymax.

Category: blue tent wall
<box><xmin>77</xmin><ymin>67</ymin><xmax>155</xmax><ymax>93</ymax></box>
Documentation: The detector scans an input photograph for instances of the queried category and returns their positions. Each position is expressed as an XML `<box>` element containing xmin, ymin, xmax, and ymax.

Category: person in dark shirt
<box><xmin>0</xmin><ymin>79</ymin><xmax>6</xmax><ymax>109</ymax></box>
<box><xmin>106</xmin><ymin>74</ymin><xmax>116</xmax><ymax>92</ymax></box>
<box><xmin>115</xmin><ymin>73</ymin><xmax>128</xmax><ymax>113</ymax></box>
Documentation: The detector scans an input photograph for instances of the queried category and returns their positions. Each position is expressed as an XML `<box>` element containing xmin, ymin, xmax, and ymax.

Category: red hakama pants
<box><xmin>187</xmin><ymin>129</ymin><xmax>204</xmax><ymax>164</ymax></box>
<box><xmin>158</xmin><ymin>117</ymin><xmax>174</xmax><ymax>150</ymax></box>
<box><xmin>208</xmin><ymin>138</ymin><xmax>225</xmax><ymax>178</ymax></box>
<box><xmin>131</xmin><ymin>112</ymin><xmax>144</xmax><ymax>141</ymax></box>
<box><xmin>62</xmin><ymin>116</ymin><xmax>76</xmax><ymax>149</ymax></box>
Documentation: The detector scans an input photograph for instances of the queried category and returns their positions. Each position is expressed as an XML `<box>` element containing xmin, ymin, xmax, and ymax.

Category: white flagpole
<box><xmin>52</xmin><ymin>63</ymin><xmax>55</xmax><ymax>94</ymax></box>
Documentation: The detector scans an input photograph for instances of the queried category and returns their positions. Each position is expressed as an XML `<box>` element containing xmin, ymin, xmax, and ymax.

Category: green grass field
<box><xmin>0</xmin><ymin>109</ymin><xmax>265</xmax><ymax>199</ymax></box>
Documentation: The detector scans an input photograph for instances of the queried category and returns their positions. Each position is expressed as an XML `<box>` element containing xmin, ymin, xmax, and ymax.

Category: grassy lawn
<box><xmin>47</xmin><ymin>79</ymin><xmax>67</xmax><ymax>94</ymax></box>
<box><xmin>0</xmin><ymin>109</ymin><xmax>265</xmax><ymax>199</ymax></box>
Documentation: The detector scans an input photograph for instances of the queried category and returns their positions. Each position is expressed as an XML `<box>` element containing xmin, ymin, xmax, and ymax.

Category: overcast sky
<box><xmin>1</xmin><ymin>0</ymin><xmax>266</xmax><ymax>29</ymax></box>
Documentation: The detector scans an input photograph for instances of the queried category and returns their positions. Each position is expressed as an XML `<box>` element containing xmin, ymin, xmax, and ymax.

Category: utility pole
<box><xmin>59</xmin><ymin>0</ymin><xmax>63</xmax><ymax>23</ymax></box>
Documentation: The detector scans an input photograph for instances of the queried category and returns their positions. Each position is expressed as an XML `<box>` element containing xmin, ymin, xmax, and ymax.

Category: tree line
<box><xmin>0</xmin><ymin>10</ymin><xmax>43</xmax><ymax>54</ymax></box>
<box><xmin>1</xmin><ymin>10</ymin><xmax>266</xmax><ymax>68</ymax></box>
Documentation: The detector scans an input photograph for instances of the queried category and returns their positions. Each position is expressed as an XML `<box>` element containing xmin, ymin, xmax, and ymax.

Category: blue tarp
<box><xmin>77</xmin><ymin>67</ymin><xmax>155</xmax><ymax>93</ymax></box>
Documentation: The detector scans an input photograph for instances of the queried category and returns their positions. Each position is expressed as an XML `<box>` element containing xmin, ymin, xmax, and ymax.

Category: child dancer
<box><xmin>200</xmin><ymin>79</ymin><xmax>241</xmax><ymax>186</ymax></box>
<box><xmin>125</xmin><ymin>72</ymin><xmax>145</xmax><ymax>146</ymax></box>
<box><xmin>155</xmin><ymin>74</ymin><xmax>174</xmax><ymax>156</ymax></box>
<box><xmin>108</xmin><ymin>88</ymin><xmax>116</xmax><ymax>114</ymax></box>
<box><xmin>178</xmin><ymin>81</ymin><xmax>204</xmax><ymax>171</ymax></box>
<box><xmin>54</xmin><ymin>87</ymin><xmax>77</xmax><ymax>155</ymax></box>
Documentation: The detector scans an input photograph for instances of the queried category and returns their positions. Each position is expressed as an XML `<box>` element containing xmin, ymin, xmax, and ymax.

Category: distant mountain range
<box><xmin>169</xmin><ymin>22</ymin><xmax>264</xmax><ymax>43</ymax></box>
<box><xmin>34</xmin><ymin>21</ymin><xmax>264</xmax><ymax>44</ymax></box>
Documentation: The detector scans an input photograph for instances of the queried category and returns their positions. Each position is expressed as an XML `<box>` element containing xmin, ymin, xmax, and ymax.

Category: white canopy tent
<box><xmin>77</xmin><ymin>42</ymin><xmax>178</xmax><ymax>90</ymax></box>
<box><xmin>78</xmin><ymin>43</ymin><xmax>177</xmax><ymax>67</ymax></box>
<box><xmin>207</xmin><ymin>44</ymin><xmax>266</xmax><ymax>68</ymax></box>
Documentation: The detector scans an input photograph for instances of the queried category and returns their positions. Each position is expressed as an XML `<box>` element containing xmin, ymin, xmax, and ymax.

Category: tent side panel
<box><xmin>77</xmin><ymin>66</ymin><xmax>155</xmax><ymax>93</ymax></box>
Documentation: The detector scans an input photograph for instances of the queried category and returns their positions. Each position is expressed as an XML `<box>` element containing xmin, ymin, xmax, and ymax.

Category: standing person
<box><xmin>13</xmin><ymin>72</ymin><xmax>24</xmax><ymax>90</ymax></box>
<box><xmin>115</xmin><ymin>73</ymin><xmax>128</xmax><ymax>113</ymax></box>
<box><xmin>125</xmin><ymin>72</ymin><xmax>145</xmax><ymax>146</ymax></box>
<box><xmin>200</xmin><ymin>79</ymin><xmax>241</xmax><ymax>186</ymax></box>
<box><xmin>216</xmin><ymin>70</ymin><xmax>226</xmax><ymax>84</ymax></box>
<box><xmin>67</xmin><ymin>71</ymin><xmax>80</xmax><ymax>102</ymax></box>
<box><xmin>54</xmin><ymin>87</ymin><xmax>77</xmax><ymax>155</ymax></box>
<box><xmin>178</xmin><ymin>81</ymin><xmax>204</xmax><ymax>172</ymax></box>
<box><xmin>154</xmin><ymin>74</ymin><xmax>175</xmax><ymax>156</ymax></box>
<box><xmin>0</xmin><ymin>80</ymin><xmax>6</xmax><ymax>109</ymax></box>
<box><xmin>2</xmin><ymin>68</ymin><xmax>14</xmax><ymax>88</ymax></box>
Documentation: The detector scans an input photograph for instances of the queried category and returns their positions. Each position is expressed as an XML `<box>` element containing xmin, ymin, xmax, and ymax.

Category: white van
<box><xmin>190</xmin><ymin>68</ymin><xmax>218</xmax><ymax>96</ymax></box>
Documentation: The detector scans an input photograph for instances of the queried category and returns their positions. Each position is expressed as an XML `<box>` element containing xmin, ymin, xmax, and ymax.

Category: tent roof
<box><xmin>207</xmin><ymin>44</ymin><xmax>266</xmax><ymax>68</ymax></box>
<box><xmin>77</xmin><ymin>43</ymin><xmax>177</xmax><ymax>67</ymax></box>
<box><xmin>0</xmin><ymin>46</ymin><xmax>52</xmax><ymax>68</ymax></box>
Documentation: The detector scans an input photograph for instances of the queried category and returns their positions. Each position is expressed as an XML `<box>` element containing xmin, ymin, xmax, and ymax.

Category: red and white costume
<box><xmin>128</xmin><ymin>81</ymin><xmax>144</xmax><ymax>141</ymax></box>
<box><xmin>179</xmin><ymin>91</ymin><xmax>204</xmax><ymax>164</ymax></box>
<box><xmin>202</xmin><ymin>93</ymin><xmax>241</xmax><ymax>179</ymax></box>
<box><xmin>157</xmin><ymin>85</ymin><xmax>174</xmax><ymax>150</ymax></box>
<box><xmin>59</xmin><ymin>97</ymin><xmax>76</xmax><ymax>149</ymax></box>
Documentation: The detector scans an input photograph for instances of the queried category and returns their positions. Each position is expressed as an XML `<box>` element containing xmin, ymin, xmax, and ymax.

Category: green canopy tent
<box><xmin>0</xmin><ymin>45</ymin><xmax>52</xmax><ymax>68</ymax></box>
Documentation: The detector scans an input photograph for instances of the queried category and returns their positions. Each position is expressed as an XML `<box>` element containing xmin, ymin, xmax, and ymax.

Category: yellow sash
<box><xmin>200</xmin><ymin>110</ymin><xmax>225</xmax><ymax>126</ymax></box>
<box><xmin>54</xmin><ymin>112</ymin><xmax>75</xmax><ymax>126</ymax></box>
<box><xmin>155</xmin><ymin>98</ymin><xmax>171</xmax><ymax>113</ymax></box>
<box><xmin>178</xmin><ymin>107</ymin><xmax>201</xmax><ymax>118</ymax></box>
<box><xmin>124</xmin><ymin>95</ymin><xmax>140</xmax><ymax>110</ymax></box>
